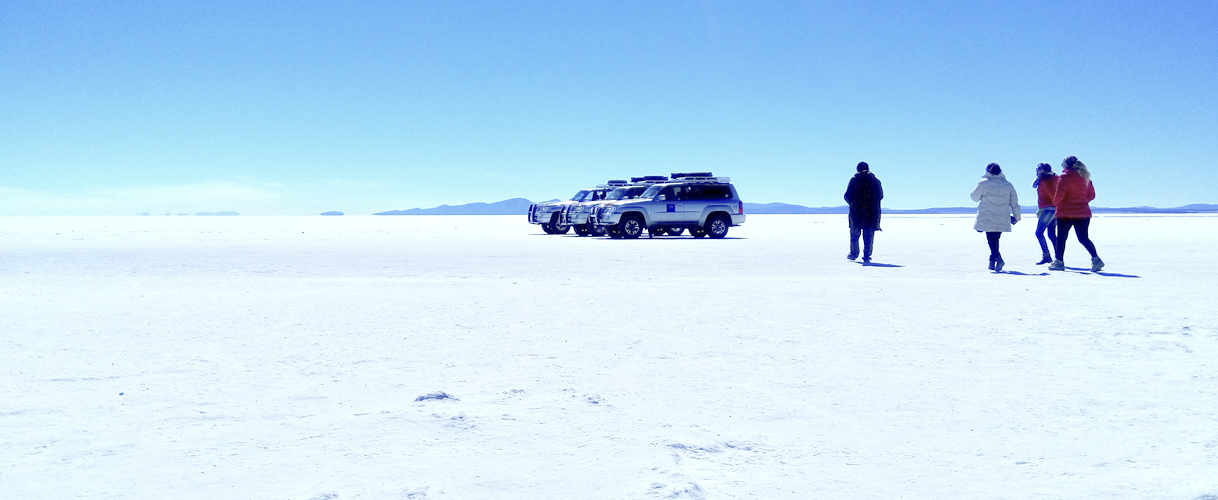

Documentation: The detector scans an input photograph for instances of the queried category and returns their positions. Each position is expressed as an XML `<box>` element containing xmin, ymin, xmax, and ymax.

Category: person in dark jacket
<box><xmin>844</xmin><ymin>161</ymin><xmax>884</xmax><ymax>263</ymax></box>
<box><xmin>1032</xmin><ymin>163</ymin><xmax>1058</xmax><ymax>265</ymax></box>
<box><xmin>1049</xmin><ymin>155</ymin><xmax>1103</xmax><ymax>272</ymax></box>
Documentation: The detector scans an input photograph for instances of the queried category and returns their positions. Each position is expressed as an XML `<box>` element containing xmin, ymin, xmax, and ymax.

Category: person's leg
<box><xmin>862</xmin><ymin>228</ymin><xmax>875</xmax><ymax>261</ymax></box>
<box><xmin>1074</xmin><ymin>218</ymin><xmax>1098</xmax><ymax>258</ymax></box>
<box><xmin>1047</xmin><ymin>214</ymin><xmax>1058</xmax><ymax>249</ymax></box>
<box><xmin>1035</xmin><ymin>216</ymin><xmax>1048</xmax><ymax>253</ymax></box>
<box><xmin>1055</xmin><ymin>219</ymin><xmax>1075</xmax><ymax>262</ymax></box>
<box><xmin>1035</xmin><ymin>211</ymin><xmax>1052</xmax><ymax>261</ymax></box>
<box><xmin>1075</xmin><ymin>218</ymin><xmax>1103</xmax><ymax>270</ymax></box>
<box><xmin>848</xmin><ymin>226</ymin><xmax>861</xmax><ymax>260</ymax></box>
<box><xmin>987</xmin><ymin>231</ymin><xmax>1004</xmax><ymax>271</ymax></box>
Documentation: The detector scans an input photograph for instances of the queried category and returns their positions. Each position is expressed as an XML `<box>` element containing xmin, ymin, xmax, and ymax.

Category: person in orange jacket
<box><xmin>1049</xmin><ymin>156</ymin><xmax>1103</xmax><ymax>272</ymax></box>
<box><xmin>1032</xmin><ymin>163</ymin><xmax>1058</xmax><ymax>265</ymax></box>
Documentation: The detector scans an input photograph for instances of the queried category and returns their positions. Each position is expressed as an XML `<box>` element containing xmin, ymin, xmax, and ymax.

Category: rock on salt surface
<box><xmin>1</xmin><ymin>214</ymin><xmax>1216</xmax><ymax>499</ymax></box>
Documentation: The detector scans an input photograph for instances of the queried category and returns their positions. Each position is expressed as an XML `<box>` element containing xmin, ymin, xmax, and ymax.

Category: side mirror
<box><xmin>656</xmin><ymin>194</ymin><xmax>666</xmax><ymax>201</ymax></box>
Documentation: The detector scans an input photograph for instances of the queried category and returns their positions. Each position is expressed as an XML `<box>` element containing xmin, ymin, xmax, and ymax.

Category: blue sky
<box><xmin>2</xmin><ymin>0</ymin><xmax>1215</xmax><ymax>215</ymax></box>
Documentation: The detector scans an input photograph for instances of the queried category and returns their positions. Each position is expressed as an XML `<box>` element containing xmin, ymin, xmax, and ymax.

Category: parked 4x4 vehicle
<box><xmin>563</xmin><ymin>176</ymin><xmax>668</xmax><ymax>236</ymax></box>
<box><xmin>591</xmin><ymin>173</ymin><xmax>745</xmax><ymax>239</ymax></box>
<box><xmin>527</xmin><ymin>184</ymin><xmax>615</xmax><ymax>234</ymax></box>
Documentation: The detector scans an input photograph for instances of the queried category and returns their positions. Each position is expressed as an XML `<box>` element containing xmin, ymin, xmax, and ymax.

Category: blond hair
<box><xmin>1072</xmin><ymin>160</ymin><xmax>1091</xmax><ymax>182</ymax></box>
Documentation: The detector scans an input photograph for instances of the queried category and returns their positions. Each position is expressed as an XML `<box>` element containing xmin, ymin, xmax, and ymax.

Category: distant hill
<box><xmin>744</xmin><ymin>203</ymin><xmax>847</xmax><ymax>214</ymax></box>
<box><xmin>375</xmin><ymin>198</ymin><xmax>535</xmax><ymax>215</ymax></box>
<box><xmin>374</xmin><ymin>199</ymin><xmax>1218</xmax><ymax>216</ymax></box>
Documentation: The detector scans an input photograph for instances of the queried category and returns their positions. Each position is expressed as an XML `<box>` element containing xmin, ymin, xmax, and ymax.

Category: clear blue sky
<box><xmin>3</xmin><ymin>0</ymin><xmax>1215</xmax><ymax>215</ymax></box>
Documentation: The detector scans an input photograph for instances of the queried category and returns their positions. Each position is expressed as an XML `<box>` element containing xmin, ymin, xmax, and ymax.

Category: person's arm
<box><xmin>1052</xmin><ymin>176</ymin><xmax>1066</xmax><ymax>208</ymax></box>
<box><xmin>1010</xmin><ymin>186</ymin><xmax>1021</xmax><ymax>222</ymax></box>
<box><xmin>971</xmin><ymin>181</ymin><xmax>986</xmax><ymax>202</ymax></box>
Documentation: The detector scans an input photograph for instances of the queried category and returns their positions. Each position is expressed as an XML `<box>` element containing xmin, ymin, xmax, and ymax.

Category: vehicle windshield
<box><xmin>641</xmin><ymin>184</ymin><xmax>666</xmax><ymax>199</ymax></box>
<box><xmin>606</xmin><ymin>186</ymin><xmax>646</xmax><ymax>200</ymax></box>
<box><xmin>569</xmin><ymin>190</ymin><xmax>592</xmax><ymax>202</ymax></box>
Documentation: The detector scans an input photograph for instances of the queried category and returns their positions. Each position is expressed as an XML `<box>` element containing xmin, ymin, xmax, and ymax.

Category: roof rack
<box><xmin>629</xmin><ymin>175</ymin><xmax>669</xmax><ymax>183</ymax></box>
<box><xmin>670</xmin><ymin>172</ymin><xmax>729</xmax><ymax>183</ymax></box>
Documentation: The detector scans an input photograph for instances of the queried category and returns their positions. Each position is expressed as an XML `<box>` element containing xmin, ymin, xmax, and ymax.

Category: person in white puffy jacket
<box><xmin>971</xmin><ymin>163</ymin><xmax>1021</xmax><ymax>272</ymax></box>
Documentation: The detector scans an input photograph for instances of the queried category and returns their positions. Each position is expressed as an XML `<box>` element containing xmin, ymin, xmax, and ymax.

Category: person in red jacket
<box><xmin>1032</xmin><ymin>163</ymin><xmax>1058</xmax><ymax>265</ymax></box>
<box><xmin>1049</xmin><ymin>156</ymin><xmax>1103</xmax><ymax>272</ymax></box>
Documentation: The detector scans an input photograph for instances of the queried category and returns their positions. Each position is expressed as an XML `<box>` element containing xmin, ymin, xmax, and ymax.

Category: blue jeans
<box><xmin>850</xmin><ymin>227</ymin><xmax>875</xmax><ymax>259</ymax></box>
<box><xmin>1035</xmin><ymin>208</ymin><xmax>1058</xmax><ymax>256</ymax></box>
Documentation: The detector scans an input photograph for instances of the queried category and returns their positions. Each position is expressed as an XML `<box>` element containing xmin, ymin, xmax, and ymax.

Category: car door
<box><xmin>651</xmin><ymin>186</ymin><xmax>681</xmax><ymax>223</ymax></box>
<box><xmin>678</xmin><ymin>185</ymin><xmax>711</xmax><ymax>223</ymax></box>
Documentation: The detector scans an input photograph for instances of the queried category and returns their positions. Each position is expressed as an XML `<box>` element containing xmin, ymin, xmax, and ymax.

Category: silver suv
<box><xmin>590</xmin><ymin>173</ymin><xmax>745</xmax><ymax>239</ymax></box>
<box><xmin>564</xmin><ymin>176</ymin><xmax>668</xmax><ymax>236</ymax></box>
<box><xmin>527</xmin><ymin>184</ymin><xmax>614</xmax><ymax>234</ymax></box>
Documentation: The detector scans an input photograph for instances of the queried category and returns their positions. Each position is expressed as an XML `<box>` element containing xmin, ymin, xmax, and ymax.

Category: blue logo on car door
<box><xmin>667</xmin><ymin>204</ymin><xmax>676</xmax><ymax>212</ymax></box>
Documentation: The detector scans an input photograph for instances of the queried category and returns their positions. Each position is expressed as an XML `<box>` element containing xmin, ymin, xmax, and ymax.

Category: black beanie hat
<box><xmin>986</xmin><ymin>163</ymin><xmax>1002</xmax><ymax>175</ymax></box>
<box><xmin>1062</xmin><ymin>155</ymin><xmax>1078</xmax><ymax>169</ymax></box>
<box><xmin>857</xmin><ymin>162</ymin><xmax>869</xmax><ymax>172</ymax></box>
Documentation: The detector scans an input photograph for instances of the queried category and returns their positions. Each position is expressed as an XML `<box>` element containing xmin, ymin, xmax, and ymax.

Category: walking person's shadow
<box><xmin>856</xmin><ymin>261</ymin><xmax>902</xmax><ymax>268</ymax></box>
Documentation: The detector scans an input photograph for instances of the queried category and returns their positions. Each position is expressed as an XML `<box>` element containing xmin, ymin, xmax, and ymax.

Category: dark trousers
<box><xmin>1035</xmin><ymin>209</ymin><xmax>1058</xmax><ymax>256</ymax></box>
<box><xmin>850</xmin><ymin>227</ymin><xmax>875</xmax><ymax>259</ymax></box>
<box><xmin>1055</xmin><ymin>218</ymin><xmax>1098</xmax><ymax>261</ymax></box>
<box><xmin>986</xmin><ymin>231</ymin><xmax>1002</xmax><ymax>259</ymax></box>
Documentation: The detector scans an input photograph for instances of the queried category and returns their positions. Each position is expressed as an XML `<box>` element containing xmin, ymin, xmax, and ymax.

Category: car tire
<box><xmin>620</xmin><ymin>215</ymin><xmax>644</xmax><ymax>239</ymax></box>
<box><xmin>542</xmin><ymin>222</ymin><xmax>556</xmax><ymax>234</ymax></box>
<box><xmin>707</xmin><ymin>214</ymin><xmax>729</xmax><ymax>239</ymax></box>
<box><xmin>574</xmin><ymin>225</ymin><xmax>590</xmax><ymax>236</ymax></box>
<box><xmin>689</xmin><ymin>227</ymin><xmax>706</xmax><ymax>238</ymax></box>
<box><xmin>589</xmin><ymin>224</ymin><xmax>607</xmax><ymax>237</ymax></box>
<box><xmin>648</xmin><ymin>226</ymin><xmax>667</xmax><ymax>237</ymax></box>
<box><xmin>550</xmin><ymin>214</ymin><xmax>571</xmax><ymax>235</ymax></box>
<box><xmin>666</xmin><ymin>228</ymin><xmax>685</xmax><ymax>236</ymax></box>
<box><xmin>608</xmin><ymin>226</ymin><xmax>622</xmax><ymax>239</ymax></box>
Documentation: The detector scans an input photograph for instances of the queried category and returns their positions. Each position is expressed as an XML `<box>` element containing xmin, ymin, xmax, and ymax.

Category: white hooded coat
<box><xmin>971</xmin><ymin>173</ymin><xmax>1021</xmax><ymax>232</ymax></box>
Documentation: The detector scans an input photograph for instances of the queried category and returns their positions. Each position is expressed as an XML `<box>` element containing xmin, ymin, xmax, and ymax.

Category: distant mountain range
<box><xmin>374</xmin><ymin>200</ymin><xmax>1218</xmax><ymax>215</ymax></box>
<box><xmin>375</xmin><ymin>198</ymin><xmax>536</xmax><ymax>215</ymax></box>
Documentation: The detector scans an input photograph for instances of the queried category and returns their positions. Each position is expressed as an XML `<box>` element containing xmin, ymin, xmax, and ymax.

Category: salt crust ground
<box><xmin>2</xmin><ymin>214</ymin><xmax>1216</xmax><ymax>500</ymax></box>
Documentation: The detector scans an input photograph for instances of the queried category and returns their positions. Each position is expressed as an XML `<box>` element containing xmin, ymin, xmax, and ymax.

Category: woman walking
<box><xmin>1033</xmin><ymin>163</ymin><xmax>1058</xmax><ymax>264</ymax></box>
<box><xmin>1049</xmin><ymin>156</ymin><xmax>1103</xmax><ymax>272</ymax></box>
<box><xmin>971</xmin><ymin>163</ymin><xmax>1021</xmax><ymax>272</ymax></box>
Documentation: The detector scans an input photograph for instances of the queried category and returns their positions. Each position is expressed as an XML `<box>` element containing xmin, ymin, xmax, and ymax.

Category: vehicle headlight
<box><xmin>603</xmin><ymin>206</ymin><xmax>615</xmax><ymax>215</ymax></box>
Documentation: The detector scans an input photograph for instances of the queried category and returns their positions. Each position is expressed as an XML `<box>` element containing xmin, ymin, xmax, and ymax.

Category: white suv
<box><xmin>590</xmin><ymin>173</ymin><xmax>745</xmax><ymax>239</ymax></box>
<box><xmin>563</xmin><ymin>176</ymin><xmax>668</xmax><ymax>236</ymax></box>
<box><xmin>527</xmin><ymin>185</ymin><xmax>614</xmax><ymax>234</ymax></box>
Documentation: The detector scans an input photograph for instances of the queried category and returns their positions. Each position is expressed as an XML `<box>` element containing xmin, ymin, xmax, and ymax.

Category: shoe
<box><xmin>847</xmin><ymin>254</ymin><xmax>857</xmax><ymax>261</ymax></box>
<box><xmin>1048</xmin><ymin>260</ymin><xmax>1065</xmax><ymax>271</ymax></box>
<box><xmin>994</xmin><ymin>257</ymin><xmax>1005</xmax><ymax>272</ymax></box>
<box><xmin>1091</xmin><ymin>257</ymin><xmax>1104</xmax><ymax>272</ymax></box>
<box><xmin>988</xmin><ymin>256</ymin><xmax>996</xmax><ymax>270</ymax></box>
<box><xmin>862</xmin><ymin>256</ymin><xmax>871</xmax><ymax>264</ymax></box>
<box><xmin>1036</xmin><ymin>254</ymin><xmax>1052</xmax><ymax>265</ymax></box>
